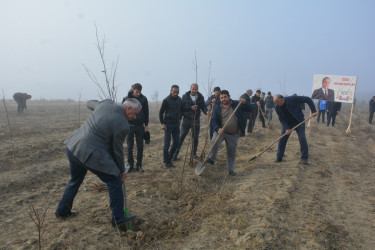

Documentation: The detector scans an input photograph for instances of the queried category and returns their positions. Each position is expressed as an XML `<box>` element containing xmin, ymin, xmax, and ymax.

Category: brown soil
<box><xmin>1</xmin><ymin>100</ymin><xmax>374</xmax><ymax>249</ymax></box>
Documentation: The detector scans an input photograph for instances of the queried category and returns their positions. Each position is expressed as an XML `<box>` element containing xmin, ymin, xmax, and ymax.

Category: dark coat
<box><xmin>327</xmin><ymin>101</ymin><xmax>342</xmax><ymax>112</ymax></box>
<box><xmin>181</xmin><ymin>91</ymin><xmax>207</xmax><ymax>122</ymax></box>
<box><xmin>275</xmin><ymin>96</ymin><xmax>316</xmax><ymax>130</ymax></box>
<box><xmin>211</xmin><ymin>100</ymin><xmax>252</xmax><ymax>136</ymax></box>
<box><xmin>370</xmin><ymin>99</ymin><xmax>375</xmax><ymax>112</ymax></box>
<box><xmin>122</xmin><ymin>90</ymin><xmax>149</xmax><ymax>126</ymax></box>
<box><xmin>311</xmin><ymin>88</ymin><xmax>335</xmax><ymax>102</ymax></box>
<box><xmin>159</xmin><ymin>94</ymin><xmax>183</xmax><ymax>124</ymax></box>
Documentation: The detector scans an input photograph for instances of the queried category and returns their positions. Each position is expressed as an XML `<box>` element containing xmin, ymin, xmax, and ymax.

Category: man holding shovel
<box><xmin>206</xmin><ymin>90</ymin><xmax>252</xmax><ymax>176</ymax></box>
<box><xmin>273</xmin><ymin>94</ymin><xmax>317</xmax><ymax>165</ymax></box>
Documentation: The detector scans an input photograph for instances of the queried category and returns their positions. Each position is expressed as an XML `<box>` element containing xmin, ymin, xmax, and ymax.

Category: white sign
<box><xmin>312</xmin><ymin>74</ymin><xmax>357</xmax><ymax>103</ymax></box>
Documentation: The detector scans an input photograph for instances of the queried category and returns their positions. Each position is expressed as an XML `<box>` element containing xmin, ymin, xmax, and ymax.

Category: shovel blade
<box><xmin>195</xmin><ymin>162</ymin><xmax>206</xmax><ymax>175</ymax></box>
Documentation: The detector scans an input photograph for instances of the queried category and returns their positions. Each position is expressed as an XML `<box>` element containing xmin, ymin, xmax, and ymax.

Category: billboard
<box><xmin>312</xmin><ymin>75</ymin><xmax>357</xmax><ymax>103</ymax></box>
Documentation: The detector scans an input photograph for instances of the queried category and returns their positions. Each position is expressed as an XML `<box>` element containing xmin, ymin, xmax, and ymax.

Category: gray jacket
<box><xmin>65</xmin><ymin>99</ymin><xmax>129</xmax><ymax>176</ymax></box>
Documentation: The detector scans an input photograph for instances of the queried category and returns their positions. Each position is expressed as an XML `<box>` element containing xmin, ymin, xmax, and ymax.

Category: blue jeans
<box><xmin>163</xmin><ymin>123</ymin><xmax>180</xmax><ymax>162</ymax></box>
<box><xmin>56</xmin><ymin>148</ymin><xmax>124</xmax><ymax>219</ymax></box>
<box><xmin>277</xmin><ymin>124</ymin><xmax>308</xmax><ymax>161</ymax></box>
<box><xmin>174</xmin><ymin>118</ymin><xmax>200</xmax><ymax>158</ymax></box>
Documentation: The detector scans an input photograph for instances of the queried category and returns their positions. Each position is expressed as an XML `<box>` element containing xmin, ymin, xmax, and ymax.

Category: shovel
<box><xmin>248</xmin><ymin>115</ymin><xmax>315</xmax><ymax>162</ymax></box>
<box><xmin>122</xmin><ymin>166</ymin><xmax>131</xmax><ymax>230</ymax></box>
<box><xmin>195</xmin><ymin>101</ymin><xmax>242</xmax><ymax>175</ymax></box>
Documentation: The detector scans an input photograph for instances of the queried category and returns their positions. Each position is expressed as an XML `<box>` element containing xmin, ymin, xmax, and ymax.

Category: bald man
<box><xmin>273</xmin><ymin>94</ymin><xmax>317</xmax><ymax>165</ymax></box>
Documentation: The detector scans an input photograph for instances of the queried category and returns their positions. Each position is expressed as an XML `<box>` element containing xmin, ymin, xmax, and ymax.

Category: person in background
<box><xmin>369</xmin><ymin>96</ymin><xmax>375</xmax><ymax>124</ymax></box>
<box><xmin>259</xmin><ymin>94</ymin><xmax>266</xmax><ymax>128</ymax></box>
<box><xmin>56</xmin><ymin>99</ymin><xmax>140</xmax><ymax>230</ymax></box>
<box><xmin>317</xmin><ymin>99</ymin><xmax>327</xmax><ymax>123</ymax></box>
<box><xmin>13</xmin><ymin>92</ymin><xmax>32</xmax><ymax>114</ymax></box>
<box><xmin>265</xmin><ymin>91</ymin><xmax>274</xmax><ymax>126</ymax></box>
<box><xmin>326</xmin><ymin>101</ymin><xmax>341</xmax><ymax>128</ymax></box>
<box><xmin>273</xmin><ymin>94</ymin><xmax>317</xmax><ymax>165</ymax></box>
<box><xmin>248</xmin><ymin>90</ymin><xmax>261</xmax><ymax>133</ymax></box>
<box><xmin>122</xmin><ymin>83</ymin><xmax>149</xmax><ymax>173</ymax></box>
<box><xmin>240</xmin><ymin>89</ymin><xmax>253</xmax><ymax>135</ymax></box>
<box><xmin>173</xmin><ymin>83</ymin><xmax>207</xmax><ymax>160</ymax></box>
<box><xmin>206</xmin><ymin>87</ymin><xmax>221</xmax><ymax>139</ymax></box>
<box><xmin>159</xmin><ymin>85</ymin><xmax>183</xmax><ymax>169</ymax></box>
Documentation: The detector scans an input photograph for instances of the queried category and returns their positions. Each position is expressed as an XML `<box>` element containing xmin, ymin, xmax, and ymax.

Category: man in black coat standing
<box><xmin>240</xmin><ymin>89</ymin><xmax>253</xmax><ymax>135</ymax></box>
<box><xmin>326</xmin><ymin>101</ymin><xmax>342</xmax><ymax>128</ymax></box>
<box><xmin>369</xmin><ymin>96</ymin><xmax>375</xmax><ymax>124</ymax></box>
<box><xmin>122</xmin><ymin>83</ymin><xmax>149</xmax><ymax>172</ymax></box>
<box><xmin>173</xmin><ymin>83</ymin><xmax>207</xmax><ymax>160</ymax></box>
<box><xmin>159</xmin><ymin>85</ymin><xmax>183</xmax><ymax>169</ymax></box>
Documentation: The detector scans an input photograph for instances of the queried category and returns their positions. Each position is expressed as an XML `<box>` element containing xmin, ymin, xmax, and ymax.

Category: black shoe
<box><xmin>274</xmin><ymin>159</ymin><xmax>282</xmax><ymax>163</ymax></box>
<box><xmin>55</xmin><ymin>211</ymin><xmax>78</xmax><ymax>220</ymax></box>
<box><xmin>111</xmin><ymin>215</ymin><xmax>136</xmax><ymax>229</ymax></box>
<box><xmin>206</xmin><ymin>158</ymin><xmax>215</xmax><ymax>165</ymax></box>
<box><xmin>229</xmin><ymin>171</ymin><xmax>236</xmax><ymax>176</ymax></box>
<box><xmin>127</xmin><ymin>165</ymin><xmax>134</xmax><ymax>172</ymax></box>
<box><xmin>163</xmin><ymin>162</ymin><xmax>170</xmax><ymax>169</ymax></box>
<box><xmin>169</xmin><ymin>162</ymin><xmax>176</xmax><ymax>168</ymax></box>
<box><xmin>137</xmin><ymin>166</ymin><xmax>145</xmax><ymax>172</ymax></box>
<box><xmin>301</xmin><ymin>159</ymin><xmax>308</xmax><ymax>165</ymax></box>
<box><xmin>172</xmin><ymin>155</ymin><xmax>178</xmax><ymax>161</ymax></box>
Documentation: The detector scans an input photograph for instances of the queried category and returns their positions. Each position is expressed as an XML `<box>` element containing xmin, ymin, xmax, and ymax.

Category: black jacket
<box><xmin>327</xmin><ymin>101</ymin><xmax>342</xmax><ymax>113</ymax></box>
<box><xmin>122</xmin><ymin>91</ymin><xmax>149</xmax><ymax>126</ymax></box>
<box><xmin>370</xmin><ymin>99</ymin><xmax>375</xmax><ymax>112</ymax></box>
<box><xmin>159</xmin><ymin>94</ymin><xmax>183</xmax><ymax>124</ymax></box>
<box><xmin>181</xmin><ymin>91</ymin><xmax>207</xmax><ymax>121</ymax></box>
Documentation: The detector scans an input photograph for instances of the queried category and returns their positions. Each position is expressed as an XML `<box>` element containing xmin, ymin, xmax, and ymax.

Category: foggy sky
<box><xmin>1</xmin><ymin>0</ymin><xmax>374</xmax><ymax>102</ymax></box>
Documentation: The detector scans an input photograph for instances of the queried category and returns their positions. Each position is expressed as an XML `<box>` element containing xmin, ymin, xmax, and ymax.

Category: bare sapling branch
<box><xmin>83</xmin><ymin>23</ymin><xmax>119</xmax><ymax>102</ymax></box>
<box><xmin>2</xmin><ymin>89</ymin><xmax>15</xmax><ymax>158</ymax></box>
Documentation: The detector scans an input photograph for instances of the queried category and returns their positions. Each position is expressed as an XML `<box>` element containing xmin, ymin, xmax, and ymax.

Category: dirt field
<box><xmin>1</xmin><ymin>99</ymin><xmax>374</xmax><ymax>249</ymax></box>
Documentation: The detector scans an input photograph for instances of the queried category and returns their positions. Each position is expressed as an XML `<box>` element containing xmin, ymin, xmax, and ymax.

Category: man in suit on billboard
<box><xmin>312</xmin><ymin>77</ymin><xmax>335</xmax><ymax>102</ymax></box>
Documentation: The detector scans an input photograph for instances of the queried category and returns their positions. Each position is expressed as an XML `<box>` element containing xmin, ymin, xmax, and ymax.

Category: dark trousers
<box><xmin>247</xmin><ymin>111</ymin><xmax>258</xmax><ymax>133</ymax></box>
<box><xmin>127</xmin><ymin>125</ymin><xmax>144</xmax><ymax>167</ymax></box>
<box><xmin>14</xmin><ymin>98</ymin><xmax>24</xmax><ymax>114</ymax></box>
<box><xmin>163</xmin><ymin>123</ymin><xmax>180</xmax><ymax>163</ymax></box>
<box><xmin>370</xmin><ymin>111</ymin><xmax>374</xmax><ymax>124</ymax></box>
<box><xmin>174</xmin><ymin>118</ymin><xmax>200</xmax><ymax>158</ymax></box>
<box><xmin>317</xmin><ymin>110</ymin><xmax>326</xmax><ymax>123</ymax></box>
<box><xmin>259</xmin><ymin>112</ymin><xmax>266</xmax><ymax>128</ymax></box>
<box><xmin>277</xmin><ymin>124</ymin><xmax>308</xmax><ymax>161</ymax></box>
<box><xmin>327</xmin><ymin>111</ymin><xmax>338</xmax><ymax>127</ymax></box>
<box><xmin>56</xmin><ymin>148</ymin><xmax>124</xmax><ymax>219</ymax></box>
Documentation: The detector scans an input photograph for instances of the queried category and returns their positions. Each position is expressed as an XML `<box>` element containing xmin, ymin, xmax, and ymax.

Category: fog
<box><xmin>1</xmin><ymin>0</ymin><xmax>374</xmax><ymax>102</ymax></box>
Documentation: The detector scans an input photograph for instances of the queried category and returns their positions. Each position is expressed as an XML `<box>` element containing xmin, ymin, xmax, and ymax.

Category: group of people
<box><xmin>54</xmin><ymin>82</ymin><xmax>319</xmax><ymax>230</ymax></box>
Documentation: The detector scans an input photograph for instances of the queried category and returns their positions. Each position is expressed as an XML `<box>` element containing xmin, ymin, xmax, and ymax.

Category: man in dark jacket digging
<box><xmin>173</xmin><ymin>83</ymin><xmax>207</xmax><ymax>160</ymax></box>
<box><xmin>273</xmin><ymin>94</ymin><xmax>317</xmax><ymax>165</ymax></box>
<box><xmin>206</xmin><ymin>90</ymin><xmax>252</xmax><ymax>176</ymax></box>
<box><xmin>122</xmin><ymin>83</ymin><xmax>149</xmax><ymax>172</ymax></box>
